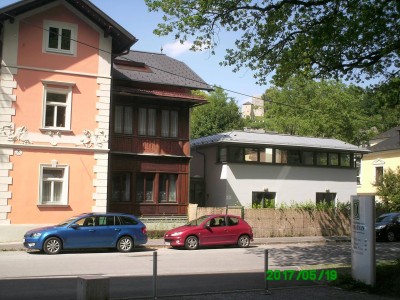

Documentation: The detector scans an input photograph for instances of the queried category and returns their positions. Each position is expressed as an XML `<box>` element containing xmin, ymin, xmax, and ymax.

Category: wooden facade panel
<box><xmin>111</xmin><ymin>136</ymin><xmax>189</xmax><ymax>157</ymax></box>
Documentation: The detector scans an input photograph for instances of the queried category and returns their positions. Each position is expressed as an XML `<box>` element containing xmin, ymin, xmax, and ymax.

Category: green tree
<box><xmin>363</xmin><ymin>78</ymin><xmax>400</xmax><ymax>133</ymax></box>
<box><xmin>191</xmin><ymin>87</ymin><xmax>243</xmax><ymax>139</ymax></box>
<box><xmin>375</xmin><ymin>167</ymin><xmax>400</xmax><ymax>212</ymax></box>
<box><xmin>263</xmin><ymin>76</ymin><xmax>373</xmax><ymax>144</ymax></box>
<box><xmin>145</xmin><ymin>0</ymin><xmax>400</xmax><ymax>86</ymax></box>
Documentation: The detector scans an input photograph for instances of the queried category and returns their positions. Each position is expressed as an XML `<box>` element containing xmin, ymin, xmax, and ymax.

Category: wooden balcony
<box><xmin>111</xmin><ymin>135</ymin><xmax>190</xmax><ymax>157</ymax></box>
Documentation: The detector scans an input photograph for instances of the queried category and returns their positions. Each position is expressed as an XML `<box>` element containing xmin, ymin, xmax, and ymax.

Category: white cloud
<box><xmin>162</xmin><ymin>40</ymin><xmax>193</xmax><ymax>57</ymax></box>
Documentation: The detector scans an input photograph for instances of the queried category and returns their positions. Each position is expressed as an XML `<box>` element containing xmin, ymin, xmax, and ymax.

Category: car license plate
<box><xmin>164</xmin><ymin>242</ymin><xmax>170</xmax><ymax>246</ymax></box>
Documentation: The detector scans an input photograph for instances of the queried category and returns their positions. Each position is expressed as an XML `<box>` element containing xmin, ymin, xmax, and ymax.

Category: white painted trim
<box><xmin>38</xmin><ymin>164</ymin><xmax>69</xmax><ymax>205</ymax></box>
<box><xmin>43</xmin><ymin>20</ymin><xmax>78</xmax><ymax>56</ymax></box>
<box><xmin>1</xmin><ymin>63</ymin><xmax>111</xmax><ymax>79</ymax></box>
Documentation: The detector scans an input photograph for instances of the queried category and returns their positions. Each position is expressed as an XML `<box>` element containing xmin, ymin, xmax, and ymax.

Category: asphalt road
<box><xmin>0</xmin><ymin>242</ymin><xmax>399</xmax><ymax>299</ymax></box>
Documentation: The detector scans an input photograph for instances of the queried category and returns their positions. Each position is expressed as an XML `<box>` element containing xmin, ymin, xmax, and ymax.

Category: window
<box><xmin>44</xmin><ymin>21</ymin><xmax>77</xmax><ymax>55</ymax></box>
<box><xmin>227</xmin><ymin>217</ymin><xmax>239</xmax><ymax>226</ymax></box>
<box><xmin>161</xmin><ymin>110</ymin><xmax>178</xmax><ymax>137</ymax></box>
<box><xmin>114</xmin><ymin>106</ymin><xmax>133</xmax><ymax>134</ymax></box>
<box><xmin>207</xmin><ymin>217</ymin><xmax>226</xmax><ymax>227</ymax></box>
<box><xmin>138</xmin><ymin>108</ymin><xmax>156</xmax><ymax>136</ymax></box>
<box><xmin>340</xmin><ymin>153</ymin><xmax>351</xmax><ymax>167</ymax></box>
<box><xmin>159</xmin><ymin>174</ymin><xmax>177</xmax><ymax>203</ymax></box>
<box><xmin>252</xmin><ymin>191</ymin><xmax>276</xmax><ymax>208</ymax></box>
<box><xmin>329</xmin><ymin>153</ymin><xmax>339</xmax><ymax>166</ymax></box>
<box><xmin>316</xmin><ymin>192</ymin><xmax>336</xmax><ymax>206</ymax></box>
<box><xmin>316</xmin><ymin>152</ymin><xmax>328</xmax><ymax>166</ymax></box>
<box><xmin>39</xmin><ymin>165</ymin><xmax>69</xmax><ymax>205</ymax></box>
<box><xmin>302</xmin><ymin>151</ymin><xmax>314</xmax><ymax>165</ymax></box>
<box><xmin>219</xmin><ymin>147</ymin><xmax>227</xmax><ymax>162</ymax></box>
<box><xmin>43</xmin><ymin>86</ymin><xmax>72</xmax><ymax>130</ymax></box>
<box><xmin>136</xmin><ymin>173</ymin><xmax>154</xmax><ymax>202</ymax></box>
<box><xmin>287</xmin><ymin>150</ymin><xmax>301</xmax><ymax>164</ymax></box>
<box><xmin>244</xmin><ymin>148</ymin><xmax>258</xmax><ymax>162</ymax></box>
<box><xmin>375</xmin><ymin>167</ymin><xmax>383</xmax><ymax>184</ymax></box>
<box><xmin>355</xmin><ymin>155</ymin><xmax>362</xmax><ymax>185</ymax></box>
<box><xmin>229</xmin><ymin>147</ymin><xmax>244</xmax><ymax>162</ymax></box>
<box><xmin>111</xmin><ymin>173</ymin><xmax>131</xmax><ymax>202</ymax></box>
<box><xmin>260</xmin><ymin>148</ymin><xmax>273</xmax><ymax>163</ymax></box>
<box><xmin>119</xmin><ymin>215</ymin><xmax>138</xmax><ymax>225</ymax></box>
<box><xmin>275</xmin><ymin>149</ymin><xmax>287</xmax><ymax>164</ymax></box>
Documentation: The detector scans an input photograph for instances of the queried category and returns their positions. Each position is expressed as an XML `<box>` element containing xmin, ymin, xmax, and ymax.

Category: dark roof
<box><xmin>113</xmin><ymin>51</ymin><xmax>212</xmax><ymax>91</ymax></box>
<box><xmin>0</xmin><ymin>0</ymin><xmax>136</xmax><ymax>55</ymax></box>
<box><xmin>368</xmin><ymin>126</ymin><xmax>400</xmax><ymax>152</ymax></box>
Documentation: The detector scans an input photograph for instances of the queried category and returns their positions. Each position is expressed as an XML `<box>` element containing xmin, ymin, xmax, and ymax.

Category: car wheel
<box><xmin>185</xmin><ymin>235</ymin><xmax>199</xmax><ymax>250</ymax></box>
<box><xmin>237</xmin><ymin>235</ymin><xmax>250</xmax><ymax>248</ymax></box>
<box><xmin>117</xmin><ymin>236</ymin><xmax>134</xmax><ymax>252</ymax></box>
<box><xmin>43</xmin><ymin>237</ymin><xmax>62</xmax><ymax>255</ymax></box>
<box><xmin>387</xmin><ymin>231</ymin><xmax>396</xmax><ymax>242</ymax></box>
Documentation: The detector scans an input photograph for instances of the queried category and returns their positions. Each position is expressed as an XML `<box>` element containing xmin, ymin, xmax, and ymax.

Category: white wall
<box><xmin>196</xmin><ymin>147</ymin><xmax>357</xmax><ymax>207</ymax></box>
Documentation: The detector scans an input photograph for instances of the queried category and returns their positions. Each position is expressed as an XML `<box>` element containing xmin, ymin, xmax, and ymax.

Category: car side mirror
<box><xmin>204</xmin><ymin>224</ymin><xmax>210</xmax><ymax>229</ymax></box>
<box><xmin>70</xmin><ymin>224</ymin><xmax>79</xmax><ymax>229</ymax></box>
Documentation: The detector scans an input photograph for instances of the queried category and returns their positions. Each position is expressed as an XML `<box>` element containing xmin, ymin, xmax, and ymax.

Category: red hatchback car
<box><xmin>164</xmin><ymin>214</ymin><xmax>254</xmax><ymax>250</ymax></box>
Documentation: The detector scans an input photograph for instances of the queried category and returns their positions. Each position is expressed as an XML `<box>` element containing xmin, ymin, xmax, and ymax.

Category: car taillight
<box><xmin>142</xmin><ymin>226</ymin><xmax>147</xmax><ymax>235</ymax></box>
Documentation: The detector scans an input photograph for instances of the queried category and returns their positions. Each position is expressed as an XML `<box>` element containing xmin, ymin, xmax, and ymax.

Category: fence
<box><xmin>188</xmin><ymin>204</ymin><xmax>351</xmax><ymax>238</ymax></box>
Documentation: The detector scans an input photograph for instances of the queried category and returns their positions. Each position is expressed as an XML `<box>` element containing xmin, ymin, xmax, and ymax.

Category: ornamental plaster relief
<box><xmin>0</xmin><ymin>124</ymin><xmax>109</xmax><ymax>149</ymax></box>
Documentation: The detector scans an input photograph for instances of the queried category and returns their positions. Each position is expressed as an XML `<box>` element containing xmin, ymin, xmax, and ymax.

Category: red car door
<box><xmin>200</xmin><ymin>217</ymin><xmax>231</xmax><ymax>245</ymax></box>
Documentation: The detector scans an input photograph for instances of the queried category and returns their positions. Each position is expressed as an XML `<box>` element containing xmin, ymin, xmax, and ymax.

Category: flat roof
<box><xmin>191</xmin><ymin>130</ymin><xmax>370</xmax><ymax>153</ymax></box>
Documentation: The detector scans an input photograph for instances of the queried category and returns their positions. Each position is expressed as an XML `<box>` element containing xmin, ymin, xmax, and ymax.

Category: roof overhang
<box><xmin>112</xmin><ymin>86</ymin><xmax>208</xmax><ymax>106</ymax></box>
<box><xmin>0</xmin><ymin>0</ymin><xmax>137</xmax><ymax>55</ymax></box>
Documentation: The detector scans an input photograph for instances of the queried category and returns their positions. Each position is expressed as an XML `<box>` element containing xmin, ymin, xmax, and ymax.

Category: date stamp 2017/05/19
<box><xmin>266</xmin><ymin>269</ymin><xmax>337</xmax><ymax>281</ymax></box>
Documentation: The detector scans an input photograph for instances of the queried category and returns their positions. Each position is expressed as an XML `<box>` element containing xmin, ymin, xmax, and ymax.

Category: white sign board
<box><xmin>351</xmin><ymin>196</ymin><xmax>375</xmax><ymax>286</ymax></box>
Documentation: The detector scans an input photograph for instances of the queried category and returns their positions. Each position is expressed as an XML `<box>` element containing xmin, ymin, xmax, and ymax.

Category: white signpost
<box><xmin>351</xmin><ymin>195</ymin><xmax>376</xmax><ymax>286</ymax></box>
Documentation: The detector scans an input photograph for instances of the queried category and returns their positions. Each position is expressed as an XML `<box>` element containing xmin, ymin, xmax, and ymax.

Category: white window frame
<box><xmin>39</xmin><ymin>164</ymin><xmax>69</xmax><ymax>205</ymax></box>
<box><xmin>43</xmin><ymin>20</ymin><xmax>77</xmax><ymax>55</ymax></box>
<box><xmin>42</xmin><ymin>85</ymin><xmax>73</xmax><ymax>130</ymax></box>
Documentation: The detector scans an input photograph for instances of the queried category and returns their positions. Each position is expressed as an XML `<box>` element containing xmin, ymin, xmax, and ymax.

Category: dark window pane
<box><xmin>47</xmin><ymin>93</ymin><xmax>67</xmax><ymax>103</ymax></box>
<box><xmin>45</xmin><ymin>105</ymin><xmax>55</xmax><ymax>127</ymax></box>
<box><xmin>119</xmin><ymin>216</ymin><xmax>138</xmax><ymax>225</ymax></box>
<box><xmin>302</xmin><ymin>151</ymin><xmax>314</xmax><ymax>165</ymax></box>
<box><xmin>111</xmin><ymin>172</ymin><xmax>131</xmax><ymax>202</ymax></box>
<box><xmin>57</xmin><ymin>106</ymin><xmax>66</xmax><ymax>127</ymax></box>
<box><xmin>229</xmin><ymin>147</ymin><xmax>243</xmax><ymax>162</ymax></box>
<box><xmin>316</xmin><ymin>152</ymin><xmax>328</xmax><ymax>166</ymax></box>
<box><xmin>48</xmin><ymin>27</ymin><xmax>59</xmax><ymax>49</ymax></box>
<box><xmin>287</xmin><ymin>150</ymin><xmax>301</xmax><ymax>164</ymax></box>
<box><xmin>61</xmin><ymin>28</ymin><xmax>71</xmax><ymax>50</ymax></box>
<box><xmin>341</xmin><ymin>153</ymin><xmax>351</xmax><ymax>167</ymax></box>
<box><xmin>276</xmin><ymin>149</ymin><xmax>287</xmax><ymax>164</ymax></box>
<box><xmin>329</xmin><ymin>153</ymin><xmax>339</xmax><ymax>166</ymax></box>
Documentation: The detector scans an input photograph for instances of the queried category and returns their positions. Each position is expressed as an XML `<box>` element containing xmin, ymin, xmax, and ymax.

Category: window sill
<box><xmin>37</xmin><ymin>204</ymin><xmax>70</xmax><ymax>207</ymax></box>
<box><xmin>39</xmin><ymin>128</ymin><xmax>73</xmax><ymax>135</ymax></box>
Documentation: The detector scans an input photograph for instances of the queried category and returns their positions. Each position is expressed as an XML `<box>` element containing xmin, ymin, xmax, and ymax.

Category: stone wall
<box><xmin>188</xmin><ymin>204</ymin><xmax>350</xmax><ymax>238</ymax></box>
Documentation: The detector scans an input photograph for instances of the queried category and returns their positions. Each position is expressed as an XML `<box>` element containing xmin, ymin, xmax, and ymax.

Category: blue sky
<box><xmin>0</xmin><ymin>0</ymin><xmax>268</xmax><ymax>105</ymax></box>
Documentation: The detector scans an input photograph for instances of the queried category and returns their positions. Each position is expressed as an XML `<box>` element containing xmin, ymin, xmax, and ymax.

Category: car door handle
<box><xmin>89</xmin><ymin>229</ymin><xmax>95</xmax><ymax>232</ymax></box>
<box><xmin>114</xmin><ymin>229</ymin><xmax>121</xmax><ymax>232</ymax></box>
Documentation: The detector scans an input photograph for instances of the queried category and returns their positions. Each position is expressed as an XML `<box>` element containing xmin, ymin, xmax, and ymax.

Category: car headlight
<box><xmin>171</xmin><ymin>232</ymin><xmax>183</xmax><ymax>237</ymax></box>
<box><xmin>31</xmin><ymin>232</ymin><xmax>42</xmax><ymax>238</ymax></box>
<box><xmin>375</xmin><ymin>225</ymin><xmax>386</xmax><ymax>230</ymax></box>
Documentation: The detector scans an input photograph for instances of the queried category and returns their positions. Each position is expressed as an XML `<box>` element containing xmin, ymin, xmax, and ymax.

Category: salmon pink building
<box><xmin>0</xmin><ymin>0</ymin><xmax>209</xmax><ymax>228</ymax></box>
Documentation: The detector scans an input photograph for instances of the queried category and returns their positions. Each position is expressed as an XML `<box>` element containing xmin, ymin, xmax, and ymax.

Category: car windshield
<box><xmin>376</xmin><ymin>215</ymin><xmax>395</xmax><ymax>223</ymax></box>
<box><xmin>186</xmin><ymin>215</ymin><xmax>210</xmax><ymax>226</ymax></box>
<box><xmin>56</xmin><ymin>216</ymin><xmax>80</xmax><ymax>227</ymax></box>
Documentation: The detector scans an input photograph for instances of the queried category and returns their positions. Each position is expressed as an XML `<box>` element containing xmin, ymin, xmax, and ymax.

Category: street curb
<box><xmin>0</xmin><ymin>237</ymin><xmax>351</xmax><ymax>251</ymax></box>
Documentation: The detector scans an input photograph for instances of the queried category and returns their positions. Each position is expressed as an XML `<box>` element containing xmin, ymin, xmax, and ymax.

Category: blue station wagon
<box><xmin>23</xmin><ymin>213</ymin><xmax>148</xmax><ymax>254</ymax></box>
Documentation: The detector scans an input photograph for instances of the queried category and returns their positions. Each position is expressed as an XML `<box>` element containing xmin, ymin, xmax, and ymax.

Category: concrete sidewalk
<box><xmin>0</xmin><ymin>236</ymin><xmax>350</xmax><ymax>251</ymax></box>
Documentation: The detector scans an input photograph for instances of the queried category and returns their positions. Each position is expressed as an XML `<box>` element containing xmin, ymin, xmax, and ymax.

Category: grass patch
<box><xmin>147</xmin><ymin>230</ymin><xmax>167</xmax><ymax>239</ymax></box>
<box><xmin>331</xmin><ymin>259</ymin><xmax>400</xmax><ymax>298</ymax></box>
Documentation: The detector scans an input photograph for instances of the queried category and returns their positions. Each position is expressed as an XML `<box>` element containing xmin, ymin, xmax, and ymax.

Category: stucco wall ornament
<box><xmin>1</xmin><ymin>125</ymin><xmax>32</xmax><ymax>144</ymax></box>
<box><xmin>46</xmin><ymin>130</ymin><xmax>61</xmax><ymax>146</ymax></box>
<box><xmin>77</xmin><ymin>129</ymin><xmax>108</xmax><ymax>148</ymax></box>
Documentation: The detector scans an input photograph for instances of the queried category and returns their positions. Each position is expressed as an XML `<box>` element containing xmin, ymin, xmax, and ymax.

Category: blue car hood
<box><xmin>26</xmin><ymin>226</ymin><xmax>60</xmax><ymax>235</ymax></box>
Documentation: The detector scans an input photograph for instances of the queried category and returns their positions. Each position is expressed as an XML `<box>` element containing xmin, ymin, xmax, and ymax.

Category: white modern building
<box><xmin>190</xmin><ymin>130</ymin><xmax>369</xmax><ymax>208</ymax></box>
